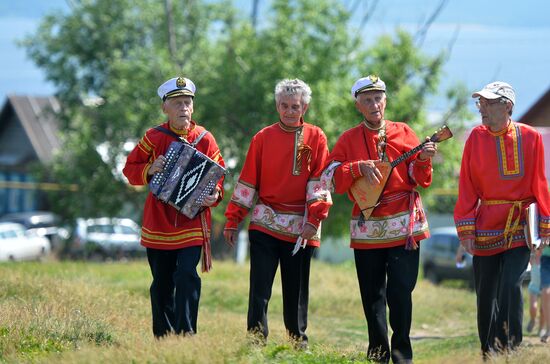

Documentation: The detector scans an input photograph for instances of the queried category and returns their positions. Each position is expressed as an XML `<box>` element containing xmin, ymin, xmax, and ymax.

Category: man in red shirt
<box><xmin>223</xmin><ymin>79</ymin><xmax>330</xmax><ymax>349</ymax></box>
<box><xmin>123</xmin><ymin>76</ymin><xmax>225</xmax><ymax>337</ymax></box>
<box><xmin>454</xmin><ymin>81</ymin><xmax>550</xmax><ymax>357</ymax></box>
<box><xmin>327</xmin><ymin>75</ymin><xmax>437</xmax><ymax>364</ymax></box>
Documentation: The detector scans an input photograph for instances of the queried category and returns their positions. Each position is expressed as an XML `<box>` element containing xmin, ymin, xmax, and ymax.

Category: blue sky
<box><xmin>1</xmin><ymin>0</ymin><xmax>549</xmax><ymax>118</ymax></box>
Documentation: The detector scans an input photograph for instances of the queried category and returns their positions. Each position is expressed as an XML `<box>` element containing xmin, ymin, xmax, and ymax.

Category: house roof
<box><xmin>0</xmin><ymin>94</ymin><xmax>62</xmax><ymax>164</ymax></box>
<box><xmin>519</xmin><ymin>87</ymin><xmax>550</xmax><ymax>127</ymax></box>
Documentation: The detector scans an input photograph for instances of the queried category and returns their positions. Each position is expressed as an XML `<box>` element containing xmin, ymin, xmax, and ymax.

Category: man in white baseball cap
<box><xmin>123</xmin><ymin>76</ymin><xmax>225</xmax><ymax>338</ymax></box>
<box><xmin>455</xmin><ymin>80</ymin><xmax>550</xmax><ymax>357</ymax></box>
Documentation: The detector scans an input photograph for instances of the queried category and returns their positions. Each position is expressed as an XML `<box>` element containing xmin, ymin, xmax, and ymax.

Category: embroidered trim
<box><xmin>292</xmin><ymin>127</ymin><xmax>311</xmax><ymax>175</ymax></box>
<box><xmin>474</xmin><ymin>228</ymin><xmax>526</xmax><ymax>251</ymax></box>
<box><xmin>350</xmin><ymin>162</ymin><xmax>358</xmax><ymax>179</ymax></box>
<box><xmin>540</xmin><ymin>215</ymin><xmax>550</xmax><ymax>236</ymax></box>
<box><xmin>362</xmin><ymin>120</ymin><xmax>386</xmax><ymax>131</ymax></box>
<box><xmin>141</xmin><ymin>227</ymin><xmax>204</xmax><ymax>244</ymax></box>
<box><xmin>251</xmin><ymin>203</ymin><xmax>321</xmax><ymax>240</ymax></box>
<box><xmin>306</xmin><ymin>178</ymin><xmax>331</xmax><ymax>204</ymax></box>
<box><xmin>350</xmin><ymin>210</ymin><xmax>429</xmax><ymax>243</ymax></box>
<box><xmin>456</xmin><ymin>219</ymin><xmax>476</xmax><ymax>239</ymax></box>
<box><xmin>230</xmin><ymin>181</ymin><xmax>257</xmax><ymax>209</ymax></box>
<box><xmin>495</xmin><ymin>123</ymin><xmax>524</xmax><ymax>179</ymax></box>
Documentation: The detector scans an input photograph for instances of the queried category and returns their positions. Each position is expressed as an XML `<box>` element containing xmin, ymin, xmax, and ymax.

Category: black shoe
<box><xmin>294</xmin><ymin>340</ymin><xmax>309</xmax><ymax>351</ymax></box>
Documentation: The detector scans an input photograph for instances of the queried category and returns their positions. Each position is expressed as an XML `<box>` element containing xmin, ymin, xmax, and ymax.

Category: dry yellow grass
<box><xmin>0</xmin><ymin>259</ymin><xmax>548</xmax><ymax>363</ymax></box>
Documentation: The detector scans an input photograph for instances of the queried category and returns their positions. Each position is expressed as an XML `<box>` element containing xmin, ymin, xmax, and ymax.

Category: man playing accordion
<box><xmin>123</xmin><ymin>76</ymin><xmax>225</xmax><ymax>338</ymax></box>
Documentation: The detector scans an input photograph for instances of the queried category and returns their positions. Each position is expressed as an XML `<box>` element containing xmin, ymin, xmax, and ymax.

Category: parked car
<box><xmin>421</xmin><ymin>226</ymin><xmax>531</xmax><ymax>288</ymax></box>
<box><xmin>0</xmin><ymin>222</ymin><xmax>51</xmax><ymax>261</ymax></box>
<box><xmin>65</xmin><ymin>217</ymin><xmax>144</xmax><ymax>260</ymax></box>
<box><xmin>421</xmin><ymin>226</ymin><xmax>475</xmax><ymax>288</ymax></box>
<box><xmin>0</xmin><ymin>211</ymin><xmax>62</xmax><ymax>250</ymax></box>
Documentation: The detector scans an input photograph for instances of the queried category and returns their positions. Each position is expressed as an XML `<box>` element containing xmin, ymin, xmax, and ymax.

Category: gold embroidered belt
<box><xmin>480</xmin><ymin>198</ymin><xmax>535</xmax><ymax>248</ymax></box>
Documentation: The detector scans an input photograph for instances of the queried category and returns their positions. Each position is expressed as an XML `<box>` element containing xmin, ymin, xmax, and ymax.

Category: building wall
<box><xmin>0</xmin><ymin>102</ymin><xmax>44</xmax><ymax>214</ymax></box>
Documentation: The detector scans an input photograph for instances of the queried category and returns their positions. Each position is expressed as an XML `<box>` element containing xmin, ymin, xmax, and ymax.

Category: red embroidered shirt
<box><xmin>454</xmin><ymin>122</ymin><xmax>550</xmax><ymax>256</ymax></box>
<box><xmin>329</xmin><ymin>120</ymin><xmax>432</xmax><ymax>249</ymax></box>
<box><xmin>123</xmin><ymin>121</ymin><xmax>225</xmax><ymax>250</ymax></box>
<box><xmin>224</xmin><ymin>121</ymin><xmax>330</xmax><ymax>246</ymax></box>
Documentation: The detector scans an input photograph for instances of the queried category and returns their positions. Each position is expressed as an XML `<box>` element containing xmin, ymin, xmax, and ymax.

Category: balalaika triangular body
<box><xmin>350</xmin><ymin>125</ymin><xmax>453</xmax><ymax>221</ymax></box>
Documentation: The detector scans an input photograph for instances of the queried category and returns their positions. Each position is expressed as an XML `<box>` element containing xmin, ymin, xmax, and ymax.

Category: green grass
<box><xmin>0</xmin><ymin>259</ymin><xmax>548</xmax><ymax>363</ymax></box>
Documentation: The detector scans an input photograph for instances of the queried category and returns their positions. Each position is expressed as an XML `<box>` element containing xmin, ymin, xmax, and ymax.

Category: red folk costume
<box><xmin>329</xmin><ymin>120</ymin><xmax>432</xmax><ymax>249</ymax></box>
<box><xmin>123</xmin><ymin>121</ymin><xmax>225</xmax><ymax>251</ymax></box>
<box><xmin>454</xmin><ymin>122</ymin><xmax>550</xmax><ymax>256</ymax></box>
<box><xmin>224</xmin><ymin>120</ymin><xmax>330</xmax><ymax>245</ymax></box>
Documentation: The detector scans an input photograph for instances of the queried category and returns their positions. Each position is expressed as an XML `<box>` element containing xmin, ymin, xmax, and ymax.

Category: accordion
<box><xmin>149</xmin><ymin>141</ymin><xmax>225</xmax><ymax>219</ymax></box>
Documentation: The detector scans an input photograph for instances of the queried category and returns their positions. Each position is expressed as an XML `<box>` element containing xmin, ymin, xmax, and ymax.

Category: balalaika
<box><xmin>350</xmin><ymin>125</ymin><xmax>453</xmax><ymax>223</ymax></box>
<box><xmin>149</xmin><ymin>140</ymin><xmax>226</xmax><ymax>219</ymax></box>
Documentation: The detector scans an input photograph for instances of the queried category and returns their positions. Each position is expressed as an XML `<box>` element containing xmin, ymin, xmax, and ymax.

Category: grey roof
<box><xmin>1</xmin><ymin>94</ymin><xmax>62</xmax><ymax>163</ymax></box>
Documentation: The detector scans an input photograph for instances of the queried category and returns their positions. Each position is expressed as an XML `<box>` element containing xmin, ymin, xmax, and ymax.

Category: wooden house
<box><xmin>0</xmin><ymin>95</ymin><xmax>62</xmax><ymax>214</ymax></box>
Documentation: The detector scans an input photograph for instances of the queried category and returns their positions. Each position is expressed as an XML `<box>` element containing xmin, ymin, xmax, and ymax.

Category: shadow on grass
<box><xmin>411</xmin><ymin>334</ymin><xmax>472</xmax><ymax>341</ymax></box>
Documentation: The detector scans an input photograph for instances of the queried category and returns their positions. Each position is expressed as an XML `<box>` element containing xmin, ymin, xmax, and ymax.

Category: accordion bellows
<box><xmin>150</xmin><ymin>141</ymin><xmax>225</xmax><ymax>219</ymax></box>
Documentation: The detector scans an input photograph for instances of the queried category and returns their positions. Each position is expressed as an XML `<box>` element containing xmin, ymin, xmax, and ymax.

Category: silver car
<box><xmin>420</xmin><ymin>226</ymin><xmax>475</xmax><ymax>288</ymax></box>
<box><xmin>67</xmin><ymin>217</ymin><xmax>144</xmax><ymax>260</ymax></box>
<box><xmin>420</xmin><ymin>226</ymin><xmax>531</xmax><ymax>289</ymax></box>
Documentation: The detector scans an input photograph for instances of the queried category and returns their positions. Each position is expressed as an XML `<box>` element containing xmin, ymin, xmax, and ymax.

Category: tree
<box><xmin>23</xmin><ymin>0</ymin><xmax>227</xmax><ymax>221</ymax></box>
<box><xmin>23</xmin><ymin>0</ymin><xmax>471</xmax><ymax>239</ymax></box>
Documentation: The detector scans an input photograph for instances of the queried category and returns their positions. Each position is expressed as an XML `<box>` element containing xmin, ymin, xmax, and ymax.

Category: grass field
<box><xmin>0</xmin><ymin>258</ymin><xmax>548</xmax><ymax>363</ymax></box>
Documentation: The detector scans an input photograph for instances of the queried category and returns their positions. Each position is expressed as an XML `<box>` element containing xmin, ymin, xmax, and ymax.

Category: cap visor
<box><xmin>165</xmin><ymin>90</ymin><xmax>194</xmax><ymax>99</ymax></box>
<box><xmin>472</xmin><ymin>90</ymin><xmax>500</xmax><ymax>100</ymax></box>
<box><xmin>355</xmin><ymin>86</ymin><xmax>386</xmax><ymax>96</ymax></box>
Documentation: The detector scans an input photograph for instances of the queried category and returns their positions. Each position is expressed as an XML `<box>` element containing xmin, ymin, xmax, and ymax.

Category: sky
<box><xmin>0</xmin><ymin>0</ymin><xmax>549</xmax><ymax>119</ymax></box>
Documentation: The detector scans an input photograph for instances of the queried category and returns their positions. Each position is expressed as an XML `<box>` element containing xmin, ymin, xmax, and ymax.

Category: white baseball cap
<box><xmin>472</xmin><ymin>81</ymin><xmax>515</xmax><ymax>105</ymax></box>
<box><xmin>157</xmin><ymin>77</ymin><xmax>196</xmax><ymax>100</ymax></box>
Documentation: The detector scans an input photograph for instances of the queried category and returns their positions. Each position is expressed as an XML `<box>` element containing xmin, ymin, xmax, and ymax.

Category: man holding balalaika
<box><xmin>324</xmin><ymin>75</ymin><xmax>440</xmax><ymax>364</ymax></box>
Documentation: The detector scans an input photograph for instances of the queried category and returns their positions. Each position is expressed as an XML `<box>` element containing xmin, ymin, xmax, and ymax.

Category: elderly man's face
<box><xmin>276</xmin><ymin>93</ymin><xmax>308</xmax><ymax>127</ymax></box>
<box><xmin>162</xmin><ymin>95</ymin><xmax>194</xmax><ymax>130</ymax></box>
<box><xmin>355</xmin><ymin>90</ymin><xmax>386</xmax><ymax>126</ymax></box>
<box><xmin>476</xmin><ymin>97</ymin><xmax>511</xmax><ymax>130</ymax></box>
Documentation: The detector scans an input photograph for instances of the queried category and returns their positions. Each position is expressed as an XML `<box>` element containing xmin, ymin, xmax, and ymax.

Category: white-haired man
<box><xmin>326</xmin><ymin>75</ymin><xmax>437</xmax><ymax>364</ymax></box>
<box><xmin>224</xmin><ymin>79</ymin><xmax>331</xmax><ymax>349</ymax></box>
<box><xmin>454</xmin><ymin>81</ymin><xmax>550</xmax><ymax>357</ymax></box>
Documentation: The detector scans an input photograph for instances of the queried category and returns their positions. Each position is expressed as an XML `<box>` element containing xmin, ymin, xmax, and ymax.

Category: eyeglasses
<box><xmin>475</xmin><ymin>98</ymin><xmax>506</xmax><ymax>109</ymax></box>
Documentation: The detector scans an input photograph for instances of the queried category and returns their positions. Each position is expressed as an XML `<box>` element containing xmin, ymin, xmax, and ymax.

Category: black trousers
<box><xmin>146</xmin><ymin>246</ymin><xmax>202</xmax><ymax>337</ymax></box>
<box><xmin>247</xmin><ymin>230</ymin><xmax>314</xmax><ymax>342</ymax></box>
<box><xmin>354</xmin><ymin>246</ymin><xmax>419</xmax><ymax>364</ymax></box>
<box><xmin>473</xmin><ymin>246</ymin><xmax>530</xmax><ymax>355</ymax></box>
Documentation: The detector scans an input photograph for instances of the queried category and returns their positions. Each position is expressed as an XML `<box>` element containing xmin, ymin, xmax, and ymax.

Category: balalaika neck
<box><xmin>390</xmin><ymin>141</ymin><xmax>427</xmax><ymax>168</ymax></box>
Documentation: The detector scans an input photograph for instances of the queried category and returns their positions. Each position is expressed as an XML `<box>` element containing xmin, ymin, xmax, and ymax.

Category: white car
<box><xmin>0</xmin><ymin>222</ymin><xmax>51</xmax><ymax>261</ymax></box>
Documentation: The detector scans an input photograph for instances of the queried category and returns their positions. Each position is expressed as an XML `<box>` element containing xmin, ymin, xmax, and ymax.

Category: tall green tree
<box><xmin>23</xmin><ymin>0</ymin><xmax>471</xmax><ymax>237</ymax></box>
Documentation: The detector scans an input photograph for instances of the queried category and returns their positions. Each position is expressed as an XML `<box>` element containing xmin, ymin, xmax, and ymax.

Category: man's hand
<box><xmin>455</xmin><ymin>244</ymin><xmax>465</xmax><ymax>264</ymax></box>
<box><xmin>359</xmin><ymin>159</ymin><xmax>383</xmax><ymax>185</ymax></box>
<box><xmin>540</xmin><ymin>236</ymin><xmax>550</xmax><ymax>248</ymax></box>
<box><xmin>201</xmin><ymin>188</ymin><xmax>220</xmax><ymax>207</ymax></box>
<box><xmin>223</xmin><ymin>228</ymin><xmax>237</xmax><ymax>247</ymax></box>
<box><xmin>418</xmin><ymin>137</ymin><xmax>437</xmax><ymax>161</ymax></box>
<box><xmin>460</xmin><ymin>238</ymin><xmax>475</xmax><ymax>255</ymax></box>
<box><xmin>301</xmin><ymin>224</ymin><xmax>317</xmax><ymax>240</ymax></box>
<box><xmin>148</xmin><ymin>155</ymin><xmax>166</xmax><ymax>176</ymax></box>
